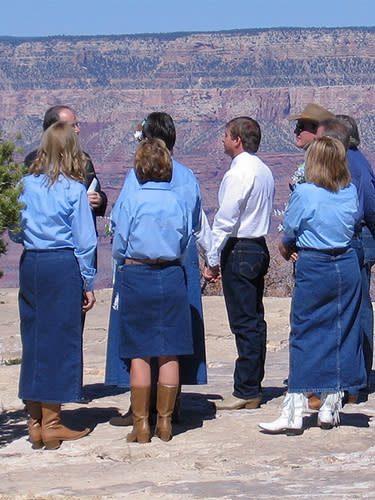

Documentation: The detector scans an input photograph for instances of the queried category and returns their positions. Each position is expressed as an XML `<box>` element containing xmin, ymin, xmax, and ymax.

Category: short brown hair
<box><xmin>226</xmin><ymin>117</ymin><xmax>261</xmax><ymax>153</ymax></box>
<box><xmin>134</xmin><ymin>138</ymin><xmax>172</xmax><ymax>184</ymax></box>
<box><xmin>305</xmin><ymin>136</ymin><xmax>351</xmax><ymax>192</ymax></box>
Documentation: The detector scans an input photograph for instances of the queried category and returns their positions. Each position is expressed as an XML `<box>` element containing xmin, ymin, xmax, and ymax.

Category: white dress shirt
<box><xmin>207</xmin><ymin>151</ymin><xmax>275</xmax><ymax>267</ymax></box>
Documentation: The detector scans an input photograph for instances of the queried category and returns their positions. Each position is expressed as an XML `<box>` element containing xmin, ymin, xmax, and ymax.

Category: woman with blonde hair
<box><xmin>10</xmin><ymin>121</ymin><xmax>97</xmax><ymax>449</ymax></box>
<box><xmin>259</xmin><ymin>136</ymin><xmax>366</xmax><ymax>434</ymax></box>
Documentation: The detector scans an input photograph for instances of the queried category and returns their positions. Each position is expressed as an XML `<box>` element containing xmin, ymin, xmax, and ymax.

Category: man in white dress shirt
<box><xmin>204</xmin><ymin>116</ymin><xmax>275</xmax><ymax>410</ymax></box>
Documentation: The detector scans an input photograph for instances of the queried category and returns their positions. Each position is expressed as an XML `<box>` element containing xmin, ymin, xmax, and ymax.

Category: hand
<box><xmin>87</xmin><ymin>191</ymin><xmax>102</xmax><ymax>209</ymax></box>
<box><xmin>203</xmin><ymin>265</ymin><xmax>221</xmax><ymax>283</ymax></box>
<box><xmin>278</xmin><ymin>239</ymin><xmax>298</xmax><ymax>262</ymax></box>
<box><xmin>82</xmin><ymin>290</ymin><xmax>96</xmax><ymax>312</ymax></box>
<box><xmin>288</xmin><ymin>252</ymin><xmax>298</xmax><ymax>263</ymax></box>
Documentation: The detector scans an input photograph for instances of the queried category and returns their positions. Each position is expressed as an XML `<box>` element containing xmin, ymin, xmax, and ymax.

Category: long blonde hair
<box><xmin>305</xmin><ymin>136</ymin><xmax>351</xmax><ymax>192</ymax></box>
<box><xmin>29</xmin><ymin>121</ymin><xmax>87</xmax><ymax>184</ymax></box>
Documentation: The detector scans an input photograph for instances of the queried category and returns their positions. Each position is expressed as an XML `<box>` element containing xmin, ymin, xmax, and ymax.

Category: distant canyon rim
<box><xmin>1</xmin><ymin>27</ymin><xmax>375</xmax><ymax>292</ymax></box>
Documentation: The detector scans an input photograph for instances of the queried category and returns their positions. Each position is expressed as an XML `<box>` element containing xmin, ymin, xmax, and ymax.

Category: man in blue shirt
<box><xmin>317</xmin><ymin>116</ymin><xmax>375</xmax><ymax>397</ymax></box>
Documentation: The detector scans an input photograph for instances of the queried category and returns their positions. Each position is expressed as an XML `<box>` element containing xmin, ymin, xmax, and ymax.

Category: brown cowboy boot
<box><xmin>126</xmin><ymin>386</ymin><xmax>151</xmax><ymax>443</ymax></box>
<box><xmin>111</xmin><ymin>384</ymin><xmax>175</xmax><ymax>426</ymax></box>
<box><xmin>155</xmin><ymin>383</ymin><xmax>178</xmax><ymax>442</ymax></box>
<box><xmin>41</xmin><ymin>403</ymin><xmax>90</xmax><ymax>450</ymax></box>
<box><xmin>26</xmin><ymin>400</ymin><xmax>43</xmax><ymax>449</ymax></box>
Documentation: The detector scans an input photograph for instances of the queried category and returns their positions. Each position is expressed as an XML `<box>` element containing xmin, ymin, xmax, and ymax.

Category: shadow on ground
<box><xmin>81</xmin><ymin>383</ymin><xmax>128</xmax><ymax>402</ymax></box>
<box><xmin>0</xmin><ymin>405</ymin><xmax>122</xmax><ymax>448</ymax></box>
<box><xmin>61</xmin><ymin>406</ymin><xmax>122</xmax><ymax>432</ymax></box>
<box><xmin>0</xmin><ymin>408</ymin><xmax>27</xmax><ymax>448</ymax></box>
<box><xmin>173</xmin><ymin>392</ymin><xmax>217</xmax><ymax>436</ymax></box>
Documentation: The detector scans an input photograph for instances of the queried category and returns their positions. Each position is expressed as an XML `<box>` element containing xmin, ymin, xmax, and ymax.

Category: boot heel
<box><xmin>44</xmin><ymin>439</ymin><xmax>61</xmax><ymax>450</ymax></box>
<box><xmin>137</xmin><ymin>431</ymin><xmax>150</xmax><ymax>443</ymax></box>
<box><xmin>244</xmin><ymin>397</ymin><xmax>262</xmax><ymax>409</ymax></box>
<box><xmin>32</xmin><ymin>440</ymin><xmax>44</xmax><ymax>449</ymax></box>
<box><xmin>126</xmin><ymin>425</ymin><xmax>150</xmax><ymax>443</ymax></box>
<box><xmin>319</xmin><ymin>422</ymin><xmax>333</xmax><ymax>430</ymax></box>
<box><xmin>317</xmin><ymin>416</ymin><xmax>334</xmax><ymax>430</ymax></box>
<box><xmin>156</xmin><ymin>429</ymin><xmax>171</xmax><ymax>442</ymax></box>
<box><xmin>286</xmin><ymin>428</ymin><xmax>304</xmax><ymax>436</ymax></box>
<box><xmin>155</xmin><ymin>419</ymin><xmax>172</xmax><ymax>441</ymax></box>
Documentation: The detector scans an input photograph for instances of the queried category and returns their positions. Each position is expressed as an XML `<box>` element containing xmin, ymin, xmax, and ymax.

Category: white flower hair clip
<box><xmin>134</xmin><ymin>119</ymin><xmax>147</xmax><ymax>142</ymax></box>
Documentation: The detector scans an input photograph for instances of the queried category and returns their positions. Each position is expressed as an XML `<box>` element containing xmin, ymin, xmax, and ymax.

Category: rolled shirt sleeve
<box><xmin>71</xmin><ymin>187</ymin><xmax>98</xmax><ymax>291</ymax></box>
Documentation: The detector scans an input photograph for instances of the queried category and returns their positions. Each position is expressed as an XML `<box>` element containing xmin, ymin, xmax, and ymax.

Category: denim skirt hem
<box><xmin>288</xmin><ymin>384</ymin><xmax>365</xmax><ymax>394</ymax></box>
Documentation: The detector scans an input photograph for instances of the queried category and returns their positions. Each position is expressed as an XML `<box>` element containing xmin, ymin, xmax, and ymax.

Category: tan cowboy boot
<box><xmin>155</xmin><ymin>383</ymin><xmax>178</xmax><ymax>442</ymax></box>
<box><xmin>126</xmin><ymin>386</ymin><xmax>151</xmax><ymax>443</ymax></box>
<box><xmin>26</xmin><ymin>400</ymin><xmax>43</xmax><ymax>449</ymax></box>
<box><xmin>41</xmin><ymin>403</ymin><xmax>90</xmax><ymax>450</ymax></box>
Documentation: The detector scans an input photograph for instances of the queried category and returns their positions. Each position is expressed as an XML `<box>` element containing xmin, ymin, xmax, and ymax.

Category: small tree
<box><xmin>0</xmin><ymin>134</ymin><xmax>26</xmax><ymax>278</ymax></box>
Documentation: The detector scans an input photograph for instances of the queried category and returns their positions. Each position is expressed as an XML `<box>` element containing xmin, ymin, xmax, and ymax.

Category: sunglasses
<box><xmin>295</xmin><ymin>121</ymin><xmax>318</xmax><ymax>134</ymax></box>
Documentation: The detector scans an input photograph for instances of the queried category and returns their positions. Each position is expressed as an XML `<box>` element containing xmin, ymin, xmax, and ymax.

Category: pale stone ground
<box><xmin>1</xmin><ymin>288</ymin><xmax>375</xmax><ymax>499</ymax></box>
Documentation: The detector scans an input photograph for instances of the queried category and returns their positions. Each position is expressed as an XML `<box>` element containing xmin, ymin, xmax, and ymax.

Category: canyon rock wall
<box><xmin>1</xmin><ymin>27</ymin><xmax>374</xmax><ymax>289</ymax></box>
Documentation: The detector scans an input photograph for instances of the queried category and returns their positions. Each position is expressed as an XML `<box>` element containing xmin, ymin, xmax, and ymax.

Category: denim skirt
<box><xmin>117</xmin><ymin>261</ymin><xmax>193</xmax><ymax>359</ymax></box>
<box><xmin>105</xmin><ymin>240</ymin><xmax>207</xmax><ymax>386</ymax></box>
<box><xmin>288</xmin><ymin>248</ymin><xmax>366</xmax><ymax>393</ymax></box>
<box><xmin>18</xmin><ymin>249</ymin><xmax>84</xmax><ymax>403</ymax></box>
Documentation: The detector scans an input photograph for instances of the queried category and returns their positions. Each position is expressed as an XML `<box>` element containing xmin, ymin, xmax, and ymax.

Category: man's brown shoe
<box><xmin>344</xmin><ymin>393</ymin><xmax>358</xmax><ymax>404</ymax></box>
<box><xmin>308</xmin><ymin>395</ymin><xmax>321</xmax><ymax>410</ymax></box>
<box><xmin>215</xmin><ymin>394</ymin><xmax>262</xmax><ymax>410</ymax></box>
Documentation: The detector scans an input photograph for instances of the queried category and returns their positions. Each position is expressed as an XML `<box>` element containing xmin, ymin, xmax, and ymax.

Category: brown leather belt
<box><xmin>125</xmin><ymin>258</ymin><xmax>172</xmax><ymax>265</ymax></box>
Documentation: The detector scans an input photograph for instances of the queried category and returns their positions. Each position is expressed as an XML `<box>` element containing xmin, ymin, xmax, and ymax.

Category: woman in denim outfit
<box><xmin>112</xmin><ymin>138</ymin><xmax>193</xmax><ymax>443</ymax></box>
<box><xmin>11</xmin><ymin>122</ymin><xmax>97</xmax><ymax>449</ymax></box>
<box><xmin>259</xmin><ymin>136</ymin><xmax>366</xmax><ymax>434</ymax></box>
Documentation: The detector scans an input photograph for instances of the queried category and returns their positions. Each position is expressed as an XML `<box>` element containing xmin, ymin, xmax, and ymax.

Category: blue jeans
<box><xmin>221</xmin><ymin>237</ymin><xmax>270</xmax><ymax>399</ymax></box>
<box><xmin>362</xmin><ymin>225</ymin><xmax>375</xmax><ymax>269</ymax></box>
<box><xmin>351</xmin><ymin>237</ymin><xmax>374</xmax><ymax>386</ymax></box>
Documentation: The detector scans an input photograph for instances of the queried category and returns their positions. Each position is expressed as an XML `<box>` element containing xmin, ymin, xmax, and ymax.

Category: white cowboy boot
<box><xmin>258</xmin><ymin>392</ymin><xmax>306</xmax><ymax>435</ymax></box>
<box><xmin>318</xmin><ymin>391</ymin><xmax>343</xmax><ymax>429</ymax></box>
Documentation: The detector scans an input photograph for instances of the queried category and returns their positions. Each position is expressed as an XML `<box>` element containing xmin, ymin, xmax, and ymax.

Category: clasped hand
<box><xmin>203</xmin><ymin>265</ymin><xmax>221</xmax><ymax>283</ymax></box>
<box><xmin>82</xmin><ymin>291</ymin><xmax>96</xmax><ymax>312</ymax></box>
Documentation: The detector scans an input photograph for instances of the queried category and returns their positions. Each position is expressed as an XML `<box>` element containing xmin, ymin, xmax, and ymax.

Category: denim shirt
<box><xmin>9</xmin><ymin>173</ymin><xmax>97</xmax><ymax>290</ymax></box>
<box><xmin>283</xmin><ymin>182</ymin><xmax>358</xmax><ymax>249</ymax></box>
<box><xmin>112</xmin><ymin>181</ymin><xmax>192</xmax><ymax>264</ymax></box>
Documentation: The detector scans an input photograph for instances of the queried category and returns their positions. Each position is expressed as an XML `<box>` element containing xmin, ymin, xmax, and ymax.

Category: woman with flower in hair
<box><xmin>106</xmin><ymin>112</ymin><xmax>210</xmax><ymax>429</ymax></box>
